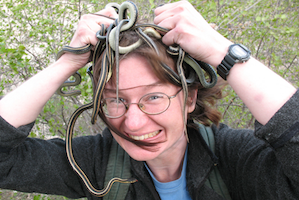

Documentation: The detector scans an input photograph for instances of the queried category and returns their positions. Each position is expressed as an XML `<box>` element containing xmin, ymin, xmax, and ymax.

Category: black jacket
<box><xmin>1</xmin><ymin>90</ymin><xmax>299</xmax><ymax>199</ymax></box>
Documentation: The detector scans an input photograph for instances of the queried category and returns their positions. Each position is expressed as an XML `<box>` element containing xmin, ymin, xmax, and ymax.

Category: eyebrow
<box><xmin>103</xmin><ymin>82</ymin><xmax>165</xmax><ymax>93</ymax></box>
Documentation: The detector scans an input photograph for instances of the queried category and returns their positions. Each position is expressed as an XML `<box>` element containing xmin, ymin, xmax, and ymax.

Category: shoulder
<box><xmin>212</xmin><ymin>123</ymin><xmax>266</xmax><ymax>153</ymax></box>
<box><xmin>72</xmin><ymin>127</ymin><xmax>113</xmax><ymax>153</ymax></box>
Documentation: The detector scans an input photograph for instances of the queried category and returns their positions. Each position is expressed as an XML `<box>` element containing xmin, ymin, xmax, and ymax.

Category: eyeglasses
<box><xmin>101</xmin><ymin>89</ymin><xmax>182</xmax><ymax>118</ymax></box>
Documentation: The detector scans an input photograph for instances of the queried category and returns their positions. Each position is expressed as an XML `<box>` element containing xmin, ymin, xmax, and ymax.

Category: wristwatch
<box><xmin>217</xmin><ymin>44</ymin><xmax>251</xmax><ymax>80</ymax></box>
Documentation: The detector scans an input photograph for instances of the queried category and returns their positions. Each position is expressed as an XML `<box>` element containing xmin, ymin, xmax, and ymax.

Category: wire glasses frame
<box><xmin>101</xmin><ymin>88</ymin><xmax>183</xmax><ymax>118</ymax></box>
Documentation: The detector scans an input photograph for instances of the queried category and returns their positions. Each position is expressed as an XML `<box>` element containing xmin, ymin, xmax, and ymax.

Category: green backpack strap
<box><xmin>198</xmin><ymin>124</ymin><xmax>232</xmax><ymax>200</ymax></box>
<box><xmin>103</xmin><ymin>138</ymin><xmax>134</xmax><ymax>200</ymax></box>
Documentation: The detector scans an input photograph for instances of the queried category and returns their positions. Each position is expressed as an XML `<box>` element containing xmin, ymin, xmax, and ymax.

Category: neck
<box><xmin>146</xmin><ymin>135</ymin><xmax>188</xmax><ymax>183</ymax></box>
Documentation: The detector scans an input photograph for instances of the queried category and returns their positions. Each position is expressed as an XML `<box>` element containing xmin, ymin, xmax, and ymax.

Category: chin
<box><xmin>127</xmin><ymin>149</ymin><xmax>161</xmax><ymax>162</ymax></box>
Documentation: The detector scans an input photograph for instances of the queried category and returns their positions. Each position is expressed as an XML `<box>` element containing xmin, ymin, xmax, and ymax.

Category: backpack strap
<box><xmin>104</xmin><ymin>125</ymin><xmax>232</xmax><ymax>200</ymax></box>
<box><xmin>198</xmin><ymin>124</ymin><xmax>232</xmax><ymax>200</ymax></box>
<box><xmin>103</xmin><ymin>138</ymin><xmax>133</xmax><ymax>200</ymax></box>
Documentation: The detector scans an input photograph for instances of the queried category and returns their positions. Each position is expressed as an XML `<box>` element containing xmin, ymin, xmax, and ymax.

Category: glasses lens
<box><xmin>101</xmin><ymin>98</ymin><xmax>126</xmax><ymax>118</ymax></box>
<box><xmin>140</xmin><ymin>92</ymin><xmax>170</xmax><ymax>114</ymax></box>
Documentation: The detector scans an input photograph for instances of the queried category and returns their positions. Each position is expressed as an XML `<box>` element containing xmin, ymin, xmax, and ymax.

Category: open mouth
<box><xmin>129</xmin><ymin>130</ymin><xmax>161</xmax><ymax>141</ymax></box>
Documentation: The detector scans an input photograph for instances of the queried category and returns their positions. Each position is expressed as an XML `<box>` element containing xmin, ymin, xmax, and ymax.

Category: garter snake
<box><xmin>56</xmin><ymin>1</ymin><xmax>218</xmax><ymax>197</ymax></box>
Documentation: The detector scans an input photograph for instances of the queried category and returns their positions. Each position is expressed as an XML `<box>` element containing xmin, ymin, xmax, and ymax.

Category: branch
<box><xmin>218</xmin><ymin>0</ymin><xmax>263</xmax><ymax>29</ymax></box>
<box><xmin>222</xmin><ymin>96</ymin><xmax>236</xmax><ymax>119</ymax></box>
<box><xmin>255</xmin><ymin>34</ymin><xmax>265</xmax><ymax>58</ymax></box>
<box><xmin>78</xmin><ymin>0</ymin><xmax>81</xmax><ymax>20</ymax></box>
<box><xmin>283</xmin><ymin>55</ymin><xmax>297</xmax><ymax>77</ymax></box>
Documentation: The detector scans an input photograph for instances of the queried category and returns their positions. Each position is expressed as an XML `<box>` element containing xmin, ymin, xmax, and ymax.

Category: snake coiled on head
<box><xmin>56</xmin><ymin>1</ymin><xmax>217</xmax><ymax>197</ymax></box>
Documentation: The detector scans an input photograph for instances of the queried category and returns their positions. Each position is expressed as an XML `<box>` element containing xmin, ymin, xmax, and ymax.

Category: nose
<box><xmin>124</xmin><ymin>103</ymin><xmax>148</xmax><ymax>132</ymax></box>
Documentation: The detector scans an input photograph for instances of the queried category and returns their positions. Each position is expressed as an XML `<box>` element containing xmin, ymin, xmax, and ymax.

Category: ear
<box><xmin>187</xmin><ymin>89</ymin><xmax>198</xmax><ymax>113</ymax></box>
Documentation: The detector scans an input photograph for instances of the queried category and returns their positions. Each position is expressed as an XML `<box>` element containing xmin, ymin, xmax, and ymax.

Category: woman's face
<box><xmin>103</xmin><ymin>54</ymin><xmax>196</xmax><ymax>162</ymax></box>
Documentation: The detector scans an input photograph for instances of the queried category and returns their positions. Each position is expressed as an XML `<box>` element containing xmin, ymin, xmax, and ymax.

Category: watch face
<box><xmin>231</xmin><ymin>45</ymin><xmax>248</xmax><ymax>58</ymax></box>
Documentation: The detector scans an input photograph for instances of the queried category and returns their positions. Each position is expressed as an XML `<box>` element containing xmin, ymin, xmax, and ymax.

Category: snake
<box><xmin>55</xmin><ymin>1</ymin><xmax>218</xmax><ymax>197</ymax></box>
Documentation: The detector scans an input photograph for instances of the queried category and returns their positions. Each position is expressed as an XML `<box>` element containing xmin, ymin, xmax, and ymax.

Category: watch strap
<box><xmin>217</xmin><ymin>54</ymin><xmax>235</xmax><ymax>80</ymax></box>
<box><xmin>217</xmin><ymin>44</ymin><xmax>251</xmax><ymax>80</ymax></box>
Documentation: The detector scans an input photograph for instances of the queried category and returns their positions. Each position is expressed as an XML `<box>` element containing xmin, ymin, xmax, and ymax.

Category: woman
<box><xmin>0</xmin><ymin>1</ymin><xmax>298</xmax><ymax>199</ymax></box>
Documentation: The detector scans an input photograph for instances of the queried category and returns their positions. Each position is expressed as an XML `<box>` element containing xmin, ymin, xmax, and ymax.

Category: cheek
<box><xmin>172</xmin><ymin>95</ymin><xmax>188</xmax><ymax>120</ymax></box>
<box><xmin>106</xmin><ymin>118</ymin><xmax>123</xmax><ymax>130</ymax></box>
<box><xmin>160</xmin><ymin>102</ymin><xmax>185</xmax><ymax>128</ymax></box>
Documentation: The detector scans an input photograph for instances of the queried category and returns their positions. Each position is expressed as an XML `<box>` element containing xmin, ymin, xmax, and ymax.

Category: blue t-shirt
<box><xmin>145</xmin><ymin>148</ymin><xmax>192</xmax><ymax>200</ymax></box>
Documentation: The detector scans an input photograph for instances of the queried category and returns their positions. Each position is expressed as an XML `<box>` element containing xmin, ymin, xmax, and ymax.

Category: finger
<box><xmin>154</xmin><ymin>3</ymin><xmax>175</xmax><ymax>25</ymax></box>
<box><xmin>154</xmin><ymin>1</ymin><xmax>182</xmax><ymax>16</ymax></box>
<box><xmin>83</xmin><ymin>7</ymin><xmax>118</xmax><ymax>28</ymax></box>
<box><xmin>70</xmin><ymin>23</ymin><xmax>98</xmax><ymax>47</ymax></box>
<box><xmin>70</xmin><ymin>7</ymin><xmax>118</xmax><ymax>47</ymax></box>
<box><xmin>161</xmin><ymin>29</ymin><xmax>177</xmax><ymax>47</ymax></box>
<box><xmin>69</xmin><ymin>23</ymin><xmax>104</xmax><ymax>47</ymax></box>
<box><xmin>94</xmin><ymin>6</ymin><xmax>118</xmax><ymax>20</ymax></box>
<box><xmin>154</xmin><ymin>14</ymin><xmax>177</xmax><ymax>35</ymax></box>
<box><xmin>154</xmin><ymin>1</ymin><xmax>192</xmax><ymax>28</ymax></box>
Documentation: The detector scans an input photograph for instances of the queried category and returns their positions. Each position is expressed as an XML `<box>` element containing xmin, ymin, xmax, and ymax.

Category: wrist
<box><xmin>54</xmin><ymin>56</ymin><xmax>81</xmax><ymax>80</ymax></box>
<box><xmin>216</xmin><ymin>43</ymin><xmax>251</xmax><ymax>80</ymax></box>
<box><xmin>55</xmin><ymin>52</ymin><xmax>90</xmax><ymax>73</ymax></box>
<box><xmin>208</xmin><ymin>35</ymin><xmax>233</xmax><ymax>67</ymax></box>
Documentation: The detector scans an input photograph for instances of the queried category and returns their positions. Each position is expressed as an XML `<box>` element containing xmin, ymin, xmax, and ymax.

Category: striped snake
<box><xmin>56</xmin><ymin>1</ymin><xmax>217</xmax><ymax>197</ymax></box>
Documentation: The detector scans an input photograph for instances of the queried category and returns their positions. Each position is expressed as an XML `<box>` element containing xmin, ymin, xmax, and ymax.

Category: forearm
<box><xmin>0</xmin><ymin>120</ymin><xmax>85</xmax><ymax>198</ymax></box>
<box><xmin>0</xmin><ymin>8</ymin><xmax>117</xmax><ymax>128</ymax></box>
<box><xmin>0</xmin><ymin>57</ymin><xmax>77</xmax><ymax>128</ymax></box>
<box><xmin>227</xmin><ymin>57</ymin><xmax>296</xmax><ymax>125</ymax></box>
<box><xmin>154</xmin><ymin>1</ymin><xmax>297</xmax><ymax>125</ymax></box>
<box><xmin>203</xmin><ymin>36</ymin><xmax>296</xmax><ymax>126</ymax></box>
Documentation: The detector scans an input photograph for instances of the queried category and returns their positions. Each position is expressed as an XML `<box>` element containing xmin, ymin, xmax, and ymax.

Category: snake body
<box><xmin>56</xmin><ymin>1</ymin><xmax>218</xmax><ymax>197</ymax></box>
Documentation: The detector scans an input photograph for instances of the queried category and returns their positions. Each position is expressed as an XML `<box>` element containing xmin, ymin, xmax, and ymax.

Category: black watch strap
<box><xmin>217</xmin><ymin>54</ymin><xmax>235</xmax><ymax>80</ymax></box>
<box><xmin>217</xmin><ymin>44</ymin><xmax>251</xmax><ymax>80</ymax></box>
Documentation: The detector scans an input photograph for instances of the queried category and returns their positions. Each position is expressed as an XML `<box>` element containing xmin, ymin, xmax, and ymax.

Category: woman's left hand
<box><xmin>155</xmin><ymin>1</ymin><xmax>296</xmax><ymax>125</ymax></box>
<box><xmin>154</xmin><ymin>1</ymin><xmax>232</xmax><ymax>67</ymax></box>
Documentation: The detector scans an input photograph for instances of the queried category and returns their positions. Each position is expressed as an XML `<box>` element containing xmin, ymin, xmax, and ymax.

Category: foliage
<box><xmin>0</xmin><ymin>0</ymin><xmax>298</xmax><ymax>199</ymax></box>
<box><xmin>195</xmin><ymin>0</ymin><xmax>299</xmax><ymax>128</ymax></box>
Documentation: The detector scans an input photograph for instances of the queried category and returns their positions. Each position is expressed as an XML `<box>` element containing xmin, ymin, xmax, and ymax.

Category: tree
<box><xmin>0</xmin><ymin>0</ymin><xmax>298</xmax><ymax>199</ymax></box>
<box><xmin>197</xmin><ymin>0</ymin><xmax>299</xmax><ymax>128</ymax></box>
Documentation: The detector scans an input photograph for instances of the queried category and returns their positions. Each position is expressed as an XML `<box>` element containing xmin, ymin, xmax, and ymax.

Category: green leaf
<box><xmin>280</xmin><ymin>14</ymin><xmax>287</xmax><ymax>19</ymax></box>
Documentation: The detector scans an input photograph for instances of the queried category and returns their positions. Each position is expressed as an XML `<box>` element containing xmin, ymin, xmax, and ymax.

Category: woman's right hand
<box><xmin>57</xmin><ymin>7</ymin><xmax>118</xmax><ymax>71</ymax></box>
<box><xmin>0</xmin><ymin>7</ymin><xmax>118</xmax><ymax>128</ymax></box>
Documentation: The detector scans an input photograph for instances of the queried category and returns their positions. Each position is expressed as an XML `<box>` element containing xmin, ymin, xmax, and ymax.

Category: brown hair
<box><xmin>93</xmin><ymin>28</ymin><xmax>225</xmax><ymax>146</ymax></box>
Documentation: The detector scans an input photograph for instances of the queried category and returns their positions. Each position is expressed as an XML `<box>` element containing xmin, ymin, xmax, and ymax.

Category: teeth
<box><xmin>129</xmin><ymin>130</ymin><xmax>160</xmax><ymax>141</ymax></box>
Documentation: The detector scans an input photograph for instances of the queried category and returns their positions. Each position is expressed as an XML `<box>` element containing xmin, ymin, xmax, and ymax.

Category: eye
<box><xmin>142</xmin><ymin>93</ymin><xmax>166</xmax><ymax>103</ymax></box>
<box><xmin>106</xmin><ymin>98</ymin><xmax>125</xmax><ymax>104</ymax></box>
<box><xmin>148</xmin><ymin>95</ymin><xmax>162</xmax><ymax>100</ymax></box>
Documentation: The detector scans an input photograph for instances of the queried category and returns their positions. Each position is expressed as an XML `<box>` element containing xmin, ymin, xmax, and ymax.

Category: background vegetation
<box><xmin>0</xmin><ymin>0</ymin><xmax>298</xmax><ymax>199</ymax></box>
